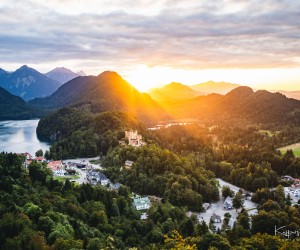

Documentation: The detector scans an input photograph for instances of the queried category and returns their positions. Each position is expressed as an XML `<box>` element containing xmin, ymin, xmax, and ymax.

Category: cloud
<box><xmin>0</xmin><ymin>0</ymin><xmax>299</xmax><ymax>72</ymax></box>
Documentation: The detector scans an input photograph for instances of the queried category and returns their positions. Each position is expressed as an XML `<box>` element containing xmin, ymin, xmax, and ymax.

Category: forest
<box><xmin>1</xmin><ymin>153</ymin><xmax>300</xmax><ymax>249</ymax></box>
<box><xmin>10</xmin><ymin>109</ymin><xmax>300</xmax><ymax>249</ymax></box>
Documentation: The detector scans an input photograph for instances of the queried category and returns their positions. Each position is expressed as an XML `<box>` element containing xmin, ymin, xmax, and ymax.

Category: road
<box><xmin>194</xmin><ymin>178</ymin><xmax>257</xmax><ymax>230</ymax></box>
<box><xmin>63</xmin><ymin>157</ymin><xmax>102</xmax><ymax>184</ymax></box>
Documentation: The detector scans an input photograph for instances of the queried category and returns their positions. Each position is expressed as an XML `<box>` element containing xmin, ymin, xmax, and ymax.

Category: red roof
<box><xmin>47</xmin><ymin>161</ymin><xmax>62</xmax><ymax>171</ymax></box>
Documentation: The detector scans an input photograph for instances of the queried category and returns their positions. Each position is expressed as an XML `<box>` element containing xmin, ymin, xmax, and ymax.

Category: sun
<box><xmin>123</xmin><ymin>65</ymin><xmax>203</xmax><ymax>92</ymax></box>
<box><xmin>122</xmin><ymin>65</ymin><xmax>300</xmax><ymax>93</ymax></box>
<box><xmin>123</xmin><ymin>65</ymin><xmax>167</xmax><ymax>92</ymax></box>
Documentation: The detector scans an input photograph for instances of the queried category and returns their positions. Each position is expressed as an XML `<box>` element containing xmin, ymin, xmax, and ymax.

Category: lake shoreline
<box><xmin>0</xmin><ymin>119</ymin><xmax>50</xmax><ymax>155</ymax></box>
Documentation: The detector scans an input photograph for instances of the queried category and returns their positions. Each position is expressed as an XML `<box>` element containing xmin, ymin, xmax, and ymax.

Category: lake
<box><xmin>0</xmin><ymin>119</ymin><xmax>50</xmax><ymax>155</ymax></box>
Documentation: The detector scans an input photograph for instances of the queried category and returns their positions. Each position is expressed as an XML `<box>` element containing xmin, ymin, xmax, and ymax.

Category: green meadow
<box><xmin>278</xmin><ymin>143</ymin><xmax>300</xmax><ymax>157</ymax></box>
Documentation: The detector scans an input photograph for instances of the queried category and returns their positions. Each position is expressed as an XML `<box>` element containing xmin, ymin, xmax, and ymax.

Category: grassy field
<box><xmin>54</xmin><ymin>175</ymin><xmax>80</xmax><ymax>182</ymax></box>
<box><xmin>89</xmin><ymin>159</ymin><xmax>101</xmax><ymax>164</ymax></box>
<box><xmin>278</xmin><ymin>143</ymin><xmax>300</xmax><ymax>157</ymax></box>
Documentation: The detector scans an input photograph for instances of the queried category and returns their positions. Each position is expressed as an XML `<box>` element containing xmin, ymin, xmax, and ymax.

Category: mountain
<box><xmin>0</xmin><ymin>65</ymin><xmax>61</xmax><ymax>100</ymax></box>
<box><xmin>45</xmin><ymin>67</ymin><xmax>81</xmax><ymax>84</ymax></box>
<box><xmin>191</xmin><ymin>81</ymin><xmax>240</xmax><ymax>95</ymax></box>
<box><xmin>76</xmin><ymin>70</ymin><xmax>87</xmax><ymax>76</ymax></box>
<box><xmin>0</xmin><ymin>86</ymin><xmax>38</xmax><ymax>120</ymax></box>
<box><xmin>148</xmin><ymin>80</ymin><xmax>240</xmax><ymax>103</ymax></box>
<box><xmin>159</xmin><ymin>86</ymin><xmax>300</xmax><ymax>125</ymax></box>
<box><xmin>30</xmin><ymin>71</ymin><xmax>168</xmax><ymax>124</ymax></box>
<box><xmin>149</xmin><ymin>82</ymin><xmax>201</xmax><ymax>102</ymax></box>
<box><xmin>0</xmin><ymin>68</ymin><xmax>7</xmax><ymax>75</ymax></box>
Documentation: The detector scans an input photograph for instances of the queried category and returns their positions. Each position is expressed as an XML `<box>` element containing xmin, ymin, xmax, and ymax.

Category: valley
<box><xmin>1</xmin><ymin>69</ymin><xmax>300</xmax><ymax>249</ymax></box>
<box><xmin>1</xmin><ymin>0</ymin><xmax>300</xmax><ymax>248</ymax></box>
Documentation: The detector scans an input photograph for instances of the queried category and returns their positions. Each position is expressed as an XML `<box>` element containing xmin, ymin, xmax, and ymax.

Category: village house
<box><xmin>23</xmin><ymin>152</ymin><xmax>33</xmax><ymax>160</ymax></box>
<box><xmin>133</xmin><ymin>197</ymin><xmax>151</xmax><ymax>210</ymax></box>
<box><xmin>210</xmin><ymin>213</ymin><xmax>222</xmax><ymax>223</ymax></box>
<box><xmin>47</xmin><ymin>160</ymin><xmax>64</xmax><ymax>176</ymax></box>
<box><xmin>121</xmin><ymin>160</ymin><xmax>134</xmax><ymax>171</ymax></box>
<box><xmin>293</xmin><ymin>179</ymin><xmax>300</xmax><ymax>187</ymax></box>
<box><xmin>124</xmin><ymin>160</ymin><xmax>134</xmax><ymax>169</ymax></box>
<box><xmin>223</xmin><ymin>196</ymin><xmax>233</xmax><ymax>210</ymax></box>
<box><xmin>87</xmin><ymin>170</ymin><xmax>110</xmax><ymax>186</ymax></box>
<box><xmin>17</xmin><ymin>152</ymin><xmax>33</xmax><ymax>161</ymax></box>
<box><xmin>35</xmin><ymin>156</ymin><xmax>45</xmax><ymax>162</ymax></box>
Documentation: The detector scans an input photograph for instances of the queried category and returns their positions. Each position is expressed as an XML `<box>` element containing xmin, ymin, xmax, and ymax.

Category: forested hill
<box><xmin>0</xmin><ymin>86</ymin><xmax>38</xmax><ymax>120</ymax></box>
<box><xmin>37</xmin><ymin>109</ymin><xmax>147</xmax><ymax>157</ymax></box>
<box><xmin>159</xmin><ymin>86</ymin><xmax>300</xmax><ymax>125</ymax></box>
<box><xmin>30</xmin><ymin>71</ymin><xmax>168</xmax><ymax>124</ymax></box>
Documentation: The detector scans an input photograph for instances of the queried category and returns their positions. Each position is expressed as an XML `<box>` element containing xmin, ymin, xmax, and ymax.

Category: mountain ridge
<box><xmin>149</xmin><ymin>82</ymin><xmax>200</xmax><ymax>102</ymax></box>
<box><xmin>45</xmin><ymin>67</ymin><xmax>82</xmax><ymax>84</ymax></box>
<box><xmin>0</xmin><ymin>86</ymin><xmax>38</xmax><ymax>120</ymax></box>
<box><xmin>156</xmin><ymin>86</ymin><xmax>300</xmax><ymax>125</ymax></box>
<box><xmin>30</xmin><ymin>70</ymin><xmax>168</xmax><ymax>124</ymax></box>
<box><xmin>191</xmin><ymin>81</ymin><xmax>240</xmax><ymax>94</ymax></box>
<box><xmin>0</xmin><ymin>65</ymin><xmax>61</xmax><ymax>100</ymax></box>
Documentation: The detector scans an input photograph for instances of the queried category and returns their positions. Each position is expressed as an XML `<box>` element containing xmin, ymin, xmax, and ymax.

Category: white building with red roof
<box><xmin>47</xmin><ymin>160</ymin><xmax>64</xmax><ymax>176</ymax></box>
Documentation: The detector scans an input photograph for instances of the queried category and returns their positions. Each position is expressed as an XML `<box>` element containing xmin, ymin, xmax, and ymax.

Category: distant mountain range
<box><xmin>45</xmin><ymin>67</ymin><xmax>86</xmax><ymax>84</ymax></box>
<box><xmin>30</xmin><ymin>71</ymin><xmax>167</xmax><ymax>123</ymax></box>
<box><xmin>0</xmin><ymin>86</ymin><xmax>38</xmax><ymax>120</ymax></box>
<box><xmin>190</xmin><ymin>81</ymin><xmax>240</xmax><ymax>95</ymax></box>
<box><xmin>0</xmin><ymin>65</ymin><xmax>86</xmax><ymax>101</ymax></box>
<box><xmin>149</xmin><ymin>82</ymin><xmax>200</xmax><ymax>102</ymax></box>
<box><xmin>149</xmin><ymin>81</ymin><xmax>300</xmax><ymax>104</ymax></box>
<box><xmin>149</xmin><ymin>81</ymin><xmax>240</xmax><ymax>102</ymax></box>
<box><xmin>0</xmin><ymin>65</ymin><xmax>61</xmax><ymax>100</ymax></box>
<box><xmin>0</xmin><ymin>66</ymin><xmax>299</xmax><ymax>125</ymax></box>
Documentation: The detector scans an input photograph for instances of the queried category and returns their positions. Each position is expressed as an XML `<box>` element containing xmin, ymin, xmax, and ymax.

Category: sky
<box><xmin>0</xmin><ymin>0</ymin><xmax>300</xmax><ymax>92</ymax></box>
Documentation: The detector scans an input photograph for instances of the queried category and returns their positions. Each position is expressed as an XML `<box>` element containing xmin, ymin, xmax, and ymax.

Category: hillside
<box><xmin>37</xmin><ymin>110</ymin><xmax>148</xmax><ymax>157</ymax></box>
<box><xmin>148</xmin><ymin>81</ymin><xmax>239</xmax><ymax>102</ymax></box>
<box><xmin>160</xmin><ymin>86</ymin><xmax>300</xmax><ymax>125</ymax></box>
<box><xmin>0</xmin><ymin>86</ymin><xmax>38</xmax><ymax>120</ymax></box>
<box><xmin>45</xmin><ymin>67</ymin><xmax>81</xmax><ymax>84</ymax></box>
<box><xmin>149</xmin><ymin>82</ymin><xmax>201</xmax><ymax>102</ymax></box>
<box><xmin>0</xmin><ymin>65</ymin><xmax>61</xmax><ymax>100</ymax></box>
<box><xmin>0</xmin><ymin>68</ymin><xmax>7</xmax><ymax>75</ymax></box>
<box><xmin>213</xmin><ymin>87</ymin><xmax>300</xmax><ymax>123</ymax></box>
<box><xmin>31</xmin><ymin>71</ymin><xmax>168</xmax><ymax>124</ymax></box>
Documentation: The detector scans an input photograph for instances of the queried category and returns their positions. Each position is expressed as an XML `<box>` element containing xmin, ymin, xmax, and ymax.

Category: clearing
<box><xmin>278</xmin><ymin>143</ymin><xmax>300</xmax><ymax>157</ymax></box>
